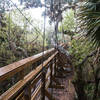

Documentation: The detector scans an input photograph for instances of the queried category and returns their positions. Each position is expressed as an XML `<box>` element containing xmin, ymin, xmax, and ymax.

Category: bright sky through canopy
<box><xmin>11</xmin><ymin>0</ymin><xmax>49</xmax><ymax>27</ymax></box>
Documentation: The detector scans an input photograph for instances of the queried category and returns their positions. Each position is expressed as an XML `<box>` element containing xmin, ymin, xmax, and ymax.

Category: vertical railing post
<box><xmin>54</xmin><ymin>56</ymin><xmax>57</xmax><ymax>76</ymax></box>
<box><xmin>24</xmin><ymin>81</ymin><xmax>31</xmax><ymax>100</ymax></box>
<box><xmin>50</xmin><ymin>61</ymin><xmax>53</xmax><ymax>86</ymax></box>
<box><xmin>20</xmin><ymin>70</ymin><xmax>25</xmax><ymax>79</ymax></box>
<box><xmin>41</xmin><ymin>67</ymin><xmax>46</xmax><ymax>100</ymax></box>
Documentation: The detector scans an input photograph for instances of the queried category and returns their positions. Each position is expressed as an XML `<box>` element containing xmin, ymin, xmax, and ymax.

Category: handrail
<box><xmin>0</xmin><ymin>48</ymin><xmax>54</xmax><ymax>82</ymax></box>
<box><xmin>0</xmin><ymin>43</ymin><xmax>65</xmax><ymax>100</ymax></box>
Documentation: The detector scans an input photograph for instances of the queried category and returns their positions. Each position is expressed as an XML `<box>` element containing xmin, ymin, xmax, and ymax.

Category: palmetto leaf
<box><xmin>78</xmin><ymin>0</ymin><xmax>100</xmax><ymax>47</ymax></box>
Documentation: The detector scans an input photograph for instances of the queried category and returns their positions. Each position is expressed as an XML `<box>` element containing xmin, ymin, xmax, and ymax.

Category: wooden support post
<box><xmin>20</xmin><ymin>70</ymin><xmax>25</xmax><ymax>79</ymax></box>
<box><xmin>50</xmin><ymin>61</ymin><xmax>53</xmax><ymax>86</ymax></box>
<box><xmin>54</xmin><ymin>57</ymin><xmax>57</xmax><ymax>76</ymax></box>
<box><xmin>45</xmin><ymin>89</ymin><xmax>56</xmax><ymax>100</ymax></box>
<box><xmin>56</xmin><ymin>53</ymin><xmax>60</xmax><ymax>74</ymax></box>
<box><xmin>24</xmin><ymin>82</ymin><xmax>31</xmax><ymax>100</ymax></box>
<box><xmin>41</xmin><ymin>67</ymin><xmax>46</xmax><ymax>100</ymax></box>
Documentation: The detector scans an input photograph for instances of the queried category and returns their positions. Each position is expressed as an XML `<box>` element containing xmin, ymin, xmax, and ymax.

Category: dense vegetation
<box><xmin>69</xmin><ymin>0</ymin><xmax>100</xmax><ymax>99</ymax></box>
<box><xmin>0</xmin><ymin>12</ymin><xmax>40</xmax><ymax>67</ymax></box>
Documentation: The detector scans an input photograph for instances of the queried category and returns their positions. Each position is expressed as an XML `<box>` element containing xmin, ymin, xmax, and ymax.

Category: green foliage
<box><xmin>69</xmin><ymin>38</ymin><xmax>93</xmax><ymax>66</ymax></box>
<box><xmin>78</xmin><ymin>0</ymin><xmax>100</xmax><ymax>47</ymax></box>
<box><xmin>69</xmin><ymin>36</ymin><xmax>100</xmax><ymax>100</ymax></box>
<box><xmin>0</xmin><ymin>9</ymin><xmax>47</xmax><ymax>67</ymax></box>
<box><xmin>59</xmin><ymin>9</ymin><xmax>76</xmax><ymax>36</ymax></box>
<box><xmin>0</xmin><ymin>13</ymin><xmax>24</xmax><ymax>67</ymax></box>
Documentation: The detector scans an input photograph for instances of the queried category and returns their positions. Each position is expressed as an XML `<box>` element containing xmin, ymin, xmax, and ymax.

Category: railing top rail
<box><xmin>0</xmin><ymin>48</ymin><xmax>54</xmax><ymax>82</ymax></box>
<box><xmin>0</xmin><ymin>51</ymin><xmax>58</xmax><ymax>100</ymax></box>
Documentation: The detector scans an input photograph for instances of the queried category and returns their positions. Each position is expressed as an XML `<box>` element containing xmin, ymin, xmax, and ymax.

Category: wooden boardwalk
<box><xmin>0</xmin><ymin>44</ymin><xmax>75</xmax><ymax>100</ymax></box>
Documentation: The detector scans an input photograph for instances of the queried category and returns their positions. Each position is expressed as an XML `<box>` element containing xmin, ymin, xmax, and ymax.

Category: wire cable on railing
<box><xmin>8</xmin><ymin>0</ymin><xmax>42</xmax><ymax>37</ymax></box>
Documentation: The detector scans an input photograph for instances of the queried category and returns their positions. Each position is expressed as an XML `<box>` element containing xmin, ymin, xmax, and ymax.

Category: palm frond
<box><xmin>78</xmin><ymin>0</ymin><xmax>100</xmax><ymax>47</ymax></box>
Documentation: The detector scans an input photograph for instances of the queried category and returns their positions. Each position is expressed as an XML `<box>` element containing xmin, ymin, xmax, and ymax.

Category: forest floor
<box><xmin>50</xmin><ymin>73</ymin><xmax>75</xmax><ymax>100</ymax></box>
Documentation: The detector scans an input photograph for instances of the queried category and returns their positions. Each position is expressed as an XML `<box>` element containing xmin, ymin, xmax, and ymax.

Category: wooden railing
<box><xmin>0</xmin><ymin>44</ymin><xmax>65</xmax><ymax>100</ymax></box>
